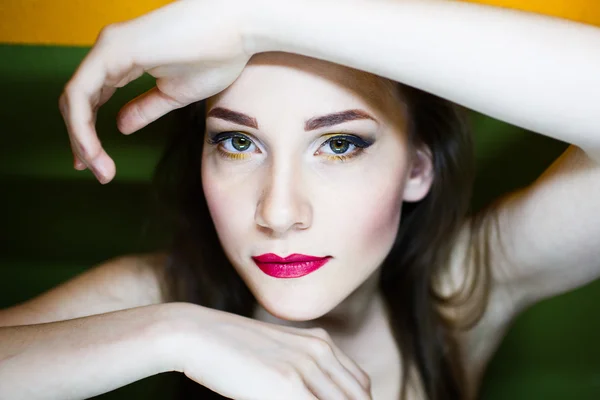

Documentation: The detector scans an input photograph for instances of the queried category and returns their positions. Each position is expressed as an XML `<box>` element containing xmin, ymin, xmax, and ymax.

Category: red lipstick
<box><xmin>252</xmin><ymin>253</ymin><xmax>331</xmax><ymax>278</ymax></box>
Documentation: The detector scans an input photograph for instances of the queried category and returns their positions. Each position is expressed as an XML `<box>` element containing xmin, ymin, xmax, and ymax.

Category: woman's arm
<box><xmin>61</xmin><ymin>0</ymin><xmax>600</xmax><ymax>180</ymax></box>
<box><xmin>0</xmin><ymin>303</ymin><xmax>183</xmax><ymax>400</ymax></box>
<box><xmin>245</xmin><ymin>0</ymin><xmax>600</xmax><ymax>161</ymax></box>
<box><xmin>0</xmin><ymin>255</ymin><xmax>371</xmax><ymax>399</ymax></box>
<box><xmin>0</xmin><ymin>253</ymin><xmax>168</xmax><ymax>327</ymax></box>
<box><xmin>0</xmin><ymin>302</ymin><xmax>373</xmax><ymax>400</ymax></box>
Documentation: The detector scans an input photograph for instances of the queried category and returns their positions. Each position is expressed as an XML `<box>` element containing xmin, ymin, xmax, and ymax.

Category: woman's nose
<box><xmin>254</xmin><ymin>163</ymin><xmax>312</xmax><ymax>236</ymax></box>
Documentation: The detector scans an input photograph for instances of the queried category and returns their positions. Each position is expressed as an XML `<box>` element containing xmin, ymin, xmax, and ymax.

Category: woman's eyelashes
<box><xmin>316</xmin><ymin>134</ymin><xmax>373</xmax><ymax>162</ymax></box>
<box><xmin>207</xmin><ymin>131</ymin><xmax>259</xmax><ymax>160</ymax></box>
<box><xmin>207</xmin><ymin>131</ymin><xmax>374</xmax><ymax>162</ymax></box>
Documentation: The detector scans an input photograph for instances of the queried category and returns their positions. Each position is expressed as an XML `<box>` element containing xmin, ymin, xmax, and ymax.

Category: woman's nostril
<box><xmin>254</xmin><ymin>191</ymin><xmax>312</xmax><ymax>234</ymax></box>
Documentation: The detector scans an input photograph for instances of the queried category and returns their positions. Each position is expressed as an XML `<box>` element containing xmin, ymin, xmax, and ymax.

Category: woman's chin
<box><xmin>254</xmin><ymin>291</ymin><xmax>336</xmax><ymax>322</ymax></box>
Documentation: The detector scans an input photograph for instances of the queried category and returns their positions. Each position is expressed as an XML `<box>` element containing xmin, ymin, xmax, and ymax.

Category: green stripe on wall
<box><xmin>0</xmin><ymin>44</ymin><xmax>170</xmax><ymax>183</ymax></box>
<box><xmin>0</xmin><ymin>44</ymin><xmax>171</xmax><ymax>266</ymax></box>
<box><xmin>3</xmin><ymin>42</ymin><xmax>600</xmax><ymax>400</ymax></box>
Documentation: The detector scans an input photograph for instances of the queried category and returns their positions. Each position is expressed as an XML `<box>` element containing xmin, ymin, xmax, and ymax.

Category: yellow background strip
<box><xmin>0</xmin><ymin>0</ymin><xmax>172</xmax><ymax>46</ymax></box>
<box><xmin>1</xmin><ymin>0</ymin><xmax>599</xmax><ymax>46</ymax></box>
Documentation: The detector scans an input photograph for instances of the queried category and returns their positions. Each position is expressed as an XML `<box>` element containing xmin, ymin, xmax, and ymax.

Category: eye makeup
<box><xmin>206</xmin><ymin>131</ymin><xmax>375</xmax><ymax>162</ymax></box>
<box><xmin>316</xmin><ymin>134</ymin><xmax>374</xmax><ymax>163</ymax></box>
<box><xmin>206</xmin><ymin>131</ymin><xmax>259</xmax><ymax>161</ymax></box>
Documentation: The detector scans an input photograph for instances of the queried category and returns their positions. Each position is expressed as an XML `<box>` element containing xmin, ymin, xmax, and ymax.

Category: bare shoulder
<box><xmin>0</xmin><ymin>252</ymin><xmax>170</xmax><ymax>327</ymax></box>
<box><xmin>437</xmin><ymin>145</ymin><xmax>600</xmax><ymax>394</ymax></box>
<box><xmin>432</xmin><ymin>201</ymin><xmax>520</xmax><ymax>394</ymax></box>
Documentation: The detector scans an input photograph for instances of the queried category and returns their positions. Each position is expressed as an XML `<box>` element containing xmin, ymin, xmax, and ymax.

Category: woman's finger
<box><xmin>305</xmin><ymin>337</ymin><xmax>371</xmax><ymax>399</ymax></box>
<box><xmin>62</xmin><ymin>106</ymin><xmax>88</xmax><ymax>172</ymax></box>
<box><xmin>62</xmin><ymin>29</ymin><xmax>135</xmax><ymax>182</ymax></box>
<box><xmin>117</xmin><ymin>86</ymin><xmax>185</xmax><ymax>135</ymax></box>
<box><xmin>320</xmin><ymin>354</ymin><xmax>371</xmax><ymax>399</ymax></box>
<box><xmin>63</xmin><ymin>86</ymin><xmax>114</xmax><ymax>182</ymax></box>
<box><xmin>305</xmin><ymin>328</ymin><xmax>372</xmax><ymax>394</ymax></box>
<box><xmin>328</xmin><ymin>344</ymin><xmax>372</xmax><ymax>395</ymax></box>
<box><xmin>73</xmin><ymin>151</ymin><xmax>87</xmax><ymax>171</ymax></box>
<box><xmin>297</xmin><ymin>357</ymin><xmax>348</xmax><ymax>400</ymax></box>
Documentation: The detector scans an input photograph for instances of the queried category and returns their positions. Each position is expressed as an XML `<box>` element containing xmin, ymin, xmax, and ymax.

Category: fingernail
<box><xmin>91</xmin><ymin>163</ymin><xmax>108</xmax><ymax>184</ymax></box>
<box><xmin>74</xmin><ymin>158</ymin><xmax>86</xmax><ymax>170</ymax></box>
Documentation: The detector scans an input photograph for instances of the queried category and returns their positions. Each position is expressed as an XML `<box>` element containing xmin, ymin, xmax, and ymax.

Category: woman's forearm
<box><xmin>0</xmin><ymin>303</ymin><xmax>186</xmax><ymax>400</ymax></box>
<box><xmin>245</xmin><ymin>0</ymin><xmax>600</xmax><ymax>159</ymax></box>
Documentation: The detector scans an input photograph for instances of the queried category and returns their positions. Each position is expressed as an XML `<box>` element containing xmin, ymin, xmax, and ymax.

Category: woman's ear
<box><xmin>403</xmin><ymin>147</ymin><xmax>434</xmax><ymax>202</ymax></box>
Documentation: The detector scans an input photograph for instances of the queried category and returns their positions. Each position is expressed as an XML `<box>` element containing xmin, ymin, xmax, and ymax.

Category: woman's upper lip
<box><xmin>252</xmin><ymin>253</ymin><xmax>329</xmax><ymax>263</ymax></box>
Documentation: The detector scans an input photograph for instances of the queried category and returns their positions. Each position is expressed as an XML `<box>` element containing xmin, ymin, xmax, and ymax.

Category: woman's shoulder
<box><xmin>97</xmin><ymin>251</ymin><xmax>173</xmax><ymax>305</ymax></box>
<box><xmin>432</xmin><ymin>210</ymin><xmax>516</xmax><ymax>391</ymax></box>
<box><xmin>0</xmin><ymin>252</ymin><xmax>171</xmax><ymax>327</ymax></box>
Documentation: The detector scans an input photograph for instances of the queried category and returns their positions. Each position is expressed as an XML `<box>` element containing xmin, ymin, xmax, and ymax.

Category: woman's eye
<box><xmin>319</xmin><ymin>134</ymin><xmax>373</xmax><ymax>156</ymax></box>
<box><xmin>316</xmin><ymin>135</ymin><xmax>373</xmax><ymax>162</ymax></box>
<box><xmin>207</xmin><ymin>132</ymin><xmax>259</xmax><ymax>160</ymax></box>
<box><xmin>214</xmin><ymin>133</ymin><xmax>257</xmax><ymax>153</ymax></box>
<box><xmin>225</xmin><ymin>136</ymin><xmax>254</xmax><ymax>152</ymax></box>
<box><xmin>321</xmin><ymin>138</ymin><xmax>354</xmax><ymax>155</ymax></box>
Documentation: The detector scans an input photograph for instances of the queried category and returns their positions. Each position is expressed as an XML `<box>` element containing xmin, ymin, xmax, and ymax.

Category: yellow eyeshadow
<box><xmin>217</xmin><ymin>148</ymin><xmax>250</xmax><ymax>160</ymax></box>
<box><xmin>324</xmin><ymin>154</ymin><xmax>352</xmax><ymax>163</ymax></box>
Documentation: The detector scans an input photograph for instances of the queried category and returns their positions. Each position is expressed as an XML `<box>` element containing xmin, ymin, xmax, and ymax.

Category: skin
<box><xmin>198</xmin><ymin>53</ymin><xmax>436</xmax><ymax>398</ymax></box>
<box><xmin>5</xmin><ymin>1</ymin><xmax>599</xmax><ymax>398</ymax></box>
<box><xmin>202</xmin><ymin>52</ymin><xmax>434</xmax><ymax>325</ymax></box>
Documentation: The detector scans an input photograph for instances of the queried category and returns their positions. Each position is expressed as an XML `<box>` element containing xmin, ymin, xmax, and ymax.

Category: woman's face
<box><xmin>202</xmin><ymin>52</ymin><xmax>433</xmax><ymax>321</ymax></box>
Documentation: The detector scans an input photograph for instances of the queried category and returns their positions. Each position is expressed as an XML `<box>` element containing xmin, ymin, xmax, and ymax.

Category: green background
<box><xmin>1</xmin><ymin>44</ymin><xmax>599</xmax><ymax>399</ymax></box>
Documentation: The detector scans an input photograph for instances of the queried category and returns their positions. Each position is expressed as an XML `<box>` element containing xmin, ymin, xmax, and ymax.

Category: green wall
<box><xmin>1</xmin><ymin>44</ymin><xmax>599</xmax><ymax>399</ymax></box>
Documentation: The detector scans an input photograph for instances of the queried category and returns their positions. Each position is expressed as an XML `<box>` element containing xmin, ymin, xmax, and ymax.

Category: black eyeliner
<box><xmin>207</xmin><ymin>131</ymin><xmax>252</xmax><ymax>145</ymax></box>
<box><xmin>324</xmin><ymin>134</ymin><xmax>374</xmax><ymax>148</ymax></box>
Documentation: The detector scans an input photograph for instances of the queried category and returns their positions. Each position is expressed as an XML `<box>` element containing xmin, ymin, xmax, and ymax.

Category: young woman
<box><xmin>1</xmin><ymin>1</ymin><xmax>599</xmax><ymax>399</ymax></box>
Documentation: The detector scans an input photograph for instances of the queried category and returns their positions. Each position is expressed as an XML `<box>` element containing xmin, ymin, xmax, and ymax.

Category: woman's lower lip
<box><xmin>253</xmin><ymin>258</ymin><xmax>330</xmax><ymax>278</ymax></box>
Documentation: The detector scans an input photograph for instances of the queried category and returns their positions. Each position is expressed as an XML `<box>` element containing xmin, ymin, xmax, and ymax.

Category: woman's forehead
<box><xmin>206</xmin><ymin>52</ymin><xmax>406</xmax><ymax>126</ymax></box>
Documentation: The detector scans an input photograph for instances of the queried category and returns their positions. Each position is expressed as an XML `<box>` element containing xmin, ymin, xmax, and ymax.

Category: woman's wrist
<box><xmin>149</xmin><ymin>302</ymin><xmax>205</xmax><ymax>374</ymax></box>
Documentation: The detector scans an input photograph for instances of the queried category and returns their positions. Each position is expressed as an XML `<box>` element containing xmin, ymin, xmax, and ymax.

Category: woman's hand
<box><xmin>175</xmin><ymin>305</ymin><xmax>372</xmax><ymax>400</ymax></box>
<box><xmin>59</xmin><ymin>0</ymin><xmax>254</xmax><ymax>184</ymax></box>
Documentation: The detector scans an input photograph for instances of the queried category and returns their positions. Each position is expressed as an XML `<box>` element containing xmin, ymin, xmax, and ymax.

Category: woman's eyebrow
<box><xmin>207</xmin><ymin>107</ymin><xmax>259</xmax><ymax>129</ymax></box>
<box><xmin>304</xmin><ymin>109</ymin><xmax>377</xmax><ymax>131</ymax></box>
<box><xmin>206</xmin><ymin>107</ymin><xmax>377</xmax><ymax>131</ymax></box>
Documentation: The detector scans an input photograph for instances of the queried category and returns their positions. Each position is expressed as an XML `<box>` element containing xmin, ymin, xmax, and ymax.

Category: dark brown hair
<box><xmin>152</xmin><ymin>83</ymin><xmax>491</xmax><ymax>399</ymax></box>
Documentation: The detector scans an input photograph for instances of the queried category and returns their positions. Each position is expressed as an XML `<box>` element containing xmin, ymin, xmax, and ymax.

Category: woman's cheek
<box><xmin>203</xmin><ymin>171</ymin><xmax>246</xmax><ymax>242</ymax></box>
<box><xmin>203</xmin><ymin>155</ymin><xmax>254</xmax><ymax>219</ymax></box>
<box><xmin>336</xmin><ymin>164</ymin><xmax>405</xmax><ymax>264</ymax></box>
<box><xmin>360</xmin><ymin>188</ymin><xmax>403</xmax><ymax>257</ymax></box>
